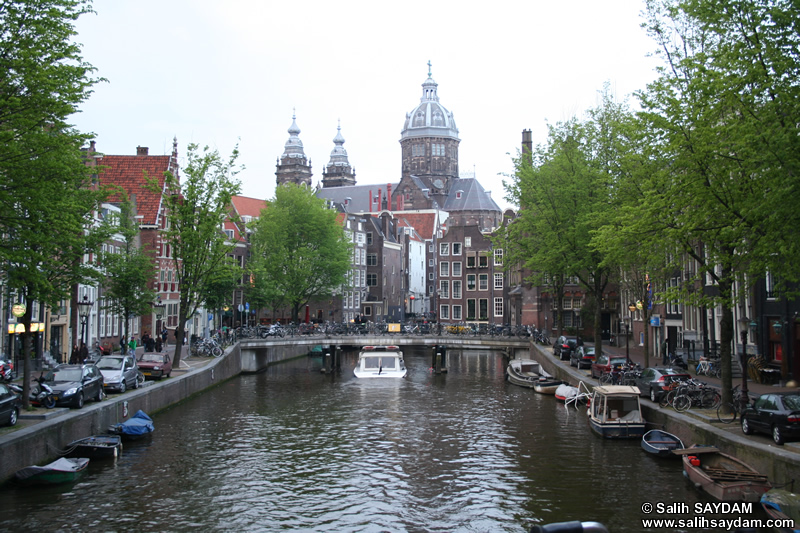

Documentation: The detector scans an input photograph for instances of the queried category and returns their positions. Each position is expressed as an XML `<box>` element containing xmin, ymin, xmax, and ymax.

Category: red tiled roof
<box><xmin>97</xmin><ymin>153</ymin><xmax>172</xmax><ymax>226</ymax></box>
<box><xmin>231</xmin><ymin>195</ymin><xmax>267</xmax><ymax>218</ymax></box>
<box><xmin>397</xmin><ymin>212</ymin><xmax>437</xmax><ymax>240</ymax></box>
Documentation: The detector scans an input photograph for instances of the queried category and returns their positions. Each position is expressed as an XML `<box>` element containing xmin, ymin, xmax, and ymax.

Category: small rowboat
<box><xmin>108</xmin><ymin>410</ymin><xmax>154</xmax><ymax>441</ymax></box>
<box><xmin>14</xmin><ymin>457</ymin><xmax>89</xmax><ymax>486</ymax></box>
<box><xmin>761</xmin><ymin>489</ymin><xmax>800</xmax><ymax>532</ymax></box>
<box><xmin>533</xmin><ymin>379</ymin><xmax>564</xmax><ymax>395</ymax></box>
<box><xmin>641</xmin><ymin>429</ymin><xmax>684</xmax><ymax>458</ymax></box>
<box><xmin>64</xmin><ymin>435</ymin><xmax>123</xmax><ymax>459</ymax></box>
<box><xmin>677</xmin><ymin>446</ymin><xmax>771</xmax><ymax>502</ymax></box>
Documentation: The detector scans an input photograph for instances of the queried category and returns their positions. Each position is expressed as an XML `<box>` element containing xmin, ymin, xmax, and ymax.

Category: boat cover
<box><xmin>15</xmin><ymin>457</ymin><xmax>88</xmax><ymax>481</ymax></box>
<box><xmin>112</xmin><ymin>410</ymin><xmax>154</xmax><ymax>436</ymax></box>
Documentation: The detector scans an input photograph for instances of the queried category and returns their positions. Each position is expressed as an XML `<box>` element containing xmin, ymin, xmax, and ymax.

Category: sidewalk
<box><xmin>599</xmin><ymin>339</ymin><xmax>798</xmax><ymax>396</ymax></box>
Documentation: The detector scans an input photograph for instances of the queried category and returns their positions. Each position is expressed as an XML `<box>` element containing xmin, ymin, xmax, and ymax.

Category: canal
<box><xmin>0</xmin><ymin>348</ymin><xmax>768</xmax><ymax>532</ymax></box>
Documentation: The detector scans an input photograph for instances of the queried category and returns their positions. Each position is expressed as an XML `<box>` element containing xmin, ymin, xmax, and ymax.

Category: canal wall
<box><xmin>529</xmin><ymin>342</ymin><xmax>800</xmax><ymax>487</ymax></box>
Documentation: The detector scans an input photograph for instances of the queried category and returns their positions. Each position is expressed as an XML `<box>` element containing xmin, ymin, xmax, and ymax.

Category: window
<box><xmin>465</xmin><ymin>237</ymin><xmax>471</xmax><ymax>247</ymax></box>
<box><xmin>479</xmin><ymin>254</ymin><xmax>488</xmax><ymax>268</ymax></box>
<box><xmin>452</xmin><ymin>305</ymin><xmax>462</xmax><ymax>320</ymax></box>
<box><xmin>429</xmin><ymin>272</ymin><xmax>434</xmax><ymax>280</ymax></box>
<box><xmin>452</xmin><ymin>280</ymin><xmax>462</xmax><ymax>299</ymax></box>
<box><xmin>412</xmin><ymin>144</ymin><xmax>424</xmax><ymax>157</ymax></box>
<box><xmin>452</xmin><ymin>262</ymin><xmax>462</xmax><ymax>277</ymax></box>
<box><xmin>573</xmin><ymin>298</ymin><xmax>581</xmax><ymax>309</ymax></box>
<box><xmin>224</xmin><ymin>229</ymin><xmax>234</xmax><ymax>239</ymax></box>
<box><xmin>367</xmin><ymin>273</ymin><xmax>377</xmax><ymax>286</ymax></box>
<box><xmin>367</xmin><ymin>232</ymin><xmax>373</xmax><ymax>245</ymax></box>
<box><xmin>367</xmin><ymin>254</ymin><xmax>377</xmax><ymax>266</ymax></box>
<box><xmin>440</xmin><ymin>262</ymin><xmax>449</xmax><ymax>277</ymax></box>
<box><xmin>467</xmin><ymin>274</ymin><xmax>476</xmax><ymax>291</ymax></box>
<box><xmin>440</xmin><ymin>305</ymin><xmax>449</xmax><ymax>319</ymax></box>
<box><xmin>494</xmin><ymin>248</ymin><xmax>503</xmax><ymax>266</ymax></box>
<box><xmin>452</xmin><ymin>242</ymin><xmax>462</xmax><ymax>255</ymax></box>
<box><xmin>466</xmin><ymin>255</ymin><xmax>476</xmax><ymax>268</ymax></box>
<box><xmin>479</xmin><ymin>274</ymin><xmax>488</xmax><ymax>291</ymax></box>
<box><xmin>440</xmin><ymin>243</ymin><xmax>449</xmax><ymax>256</ymax></box>
<box><xmin>494</xmin><ymin>297</ymin><xmax>503</xmax><ymax>317</ymax></box>
<box><xmin>439</xmin><ymin>280</ymin><xmax>449</xmax><ymax>298</ymax></box>
<box><xmin>494</xmin><ymin>273</ymin><xmax>503</xmax><ymax>289</ymax></box>
<box><xmin>479</xmin><ymin>299</ymin><xmax>488</xmax><ymax>320</ymax></box>
<box><xmin>467</xmin><ymin>299</ymin><xmax>476</xmax><ymax>319</ymax></box>
<box><xmin>564</xmin><ymin>298</ymin><xmax>572</xmax><ymax>310</ymax></box>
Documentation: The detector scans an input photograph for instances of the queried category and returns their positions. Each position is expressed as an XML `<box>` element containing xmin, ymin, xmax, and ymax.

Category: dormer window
<box><xmin>456</xmin><ymin>190</ymin><xmax>463</xmax><ymax>199</ymax></box>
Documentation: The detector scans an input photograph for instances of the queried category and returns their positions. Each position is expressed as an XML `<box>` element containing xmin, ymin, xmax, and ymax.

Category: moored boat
<box><xmin>533</xmin><ymin>378</ymin><xmax>564</xmax><ymax>395</ymax></box>
<box><xmin>354</xmin><ymin>346</ymin><xmax>407</xmax><ymax>378</ymax></box>
<box><xmin>555</xmin><ymin>381</ymin><xmax>592</xmax><ymax>406</ymax></box>
<box><xmin>63</xmin><ymin>435</ymin><xmax>123</xmax><ymax>459</ymax></box>
<box><xmin>761</xmin><ymin>489</ymin><xmax>800</xmax><ymax>532</ymax></box>
<box><xmin>677</xmin><ymin>445</ymin><xmax>772</xmax><ymax>502</ymax></box>
<box><xmin>641</xmin><ymin>429</ymin><xmax>684</xmax><ymax>458</ymax></box>
<box><xmin>14</xmin><ymin>457</ymin><xmax>89</xmax><ymax>486</ymax></box>
<box><xmin>108</xmin><ymin>410</ymin><xmax>154</xmax><ymax>440</ymax></box>
<box><xmin>507</xmin><ymin>359</ymin><xmax>552</xmax><ymax>389</ymax></box>
<box><xmin>587</xmin><ymin>385</ymin><xmax>646</xmax><ymax>438</ymax></box>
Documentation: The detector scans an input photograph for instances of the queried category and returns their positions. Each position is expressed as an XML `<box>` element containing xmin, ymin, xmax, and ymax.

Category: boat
<box><xmin>587</xmin><ymin>385</ymin><xmax>646</xmax><ymax>438</ymax></box>
<box><xmin>677</xmin><ymin>445</ymin><xmax>772</xmax><ymax>502</ymax></box>
<box><xmin>555</xmin><ymin>381</ymin><xmax>592</xmax><ymax>407</ymax></box>
<box><xmin>533</xmin><ymin>378</ymin><xmax>564</xmax><ymax>395</ymax></box>
<box><xmin>641</xmin><ymin>429</ymin><xmax>684</xmax><ymax>458</ymax></box>
<box><xmin>506</xmin><ymin>359</ymin><xmax>559</xmax><ymax>390</ymax></box>
<box><xmin>761</xmin><ymin>489</ymin><xmax>800</xmax><ymax>532</ymax></box>
<box><xmin>353</xmin><ymin>346</ymin><xmax>407</xmax><ymax>378</ymax></box>
<box><xmin>108</xmin><ymin>410</ymin><xmax>155</xmax><ymax>440</ymax></box>
<box><xmin>63</xmin><ymin>435</ymin><xmax>123</xmax><ymax>459</ymax></box>
<box><xmin>14</xmin><ymin>457</ymin><xmax>89</xmax><ymax>486</ymax></box>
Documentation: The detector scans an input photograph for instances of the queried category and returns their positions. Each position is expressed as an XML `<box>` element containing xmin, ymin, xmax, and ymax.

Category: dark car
<box><xmin>97</xmin><ymin>355</ymin><xmax>140</xmax><ymax>393</ymax></box>
<box><xmin>741</xmin><ymin>393</ymin><xmax>800</xmax><ymax>445</ymax></box>
<box><xmin>570</xmin><ymin>346</ymin><xmax>599</xmax><ymax>369</ymax></box>
<box><xmin>138</xmin><ymin>352</ymin><xmax>173</xmax><ymax>380</ymax></box>
<box><xmin>553</xmin><ymin>336</ymin><xmax>578</xmax><ymax>361</ymax></box>
<box><xmin>45</xmin><ymin>363</ymin><xmax>104</xmax><ymax>408</ymax></box>
<box><xmin>590</xmin><ymin>354</ymin><xmax>629</xmax><ymax>379</ymax></box>
<box><xmin>0</xmin><ymin>383</ymin><xmax>21</xmax><ymax>426</ymax></box>
<box><xmin>633</xmin><ymin>367</ymin><xmax>691</xmax><ymax>402</ymax></box>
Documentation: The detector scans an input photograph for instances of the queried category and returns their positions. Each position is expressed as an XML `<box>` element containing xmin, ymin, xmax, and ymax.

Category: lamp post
<box><xmin>153</xmin><ymin>296</ymin><xmax>166</xmax><ymax>333</ymax></box>
<box><xmin>77</xmin><ymin>294</ymin><xmax>93</xmax><ymax>352</ymax></box>
<box><xmin>738</xmin><ymin>316</ymin><xmax>750</xmax><ymax>412</ymax></box>
<box><xmin>627</xmin><ymin>304</ymin><xmax>636</xmax><ymax>366</ymax></box>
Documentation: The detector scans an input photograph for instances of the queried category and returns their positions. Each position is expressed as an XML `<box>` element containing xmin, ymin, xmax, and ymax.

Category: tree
<box><xmin>101</xmin><ymin>193</ymin><xmax>157</xmax><ymax>348</ymax></box>
<box><xmin>157</xmin><ymin>143</ymin><xmax>242</xmax><ymax>369</ymax></box>
<box><xmin>0</xmin><ymin>0</ymin><xmax>107</xmax><ymax>407</ymax></box>
<box><xmin>249</xmin><ymin>184</ymin><xmax>352</xmax><ymax>323</ymax></box>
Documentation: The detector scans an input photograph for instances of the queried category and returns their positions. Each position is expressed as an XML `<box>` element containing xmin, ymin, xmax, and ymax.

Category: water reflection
<box><xmin>0</xmin><ymin>348</ymin><xmax>765</xmax><ymax>532</ymax></box>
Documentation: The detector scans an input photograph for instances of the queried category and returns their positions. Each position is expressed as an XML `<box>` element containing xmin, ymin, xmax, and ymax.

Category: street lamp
<box><xmin>627</xmin><ymin>303</ymin><xmax>636</xmax><ymax>366</ymax></box>
<box><xmin>153</xmin><ymin>296</ymin><xmax>166</xmax><ymax>331</ymax></box>
<box><xmin>738</xmin><ymin>315</ymin><xmax>750</xmax><ymax>412</ymax></box>
<box><xmin>77</xmin><ymin>294</ymin><xmax>93</xmax><ymax>352</ymax></box>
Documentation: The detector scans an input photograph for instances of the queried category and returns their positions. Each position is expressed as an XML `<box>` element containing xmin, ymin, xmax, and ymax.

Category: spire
<box><xmin>327</xmin><ymin>119</ymin><xmax>349</xmax><ymax>166</ymax></box>
<box><xmin>322</xmin><ymin>120</ymin><xmax>356</xmax><ymax>188</ymax></box>
<box><xmin>282</xmin><ymin>109</ymin><xmax>306</xmax><ymax>159</ymax></box>
<box><xmin>421</xmin><ymin>61</ymin><xmax>439</xmax><ymax>103</ymax></box>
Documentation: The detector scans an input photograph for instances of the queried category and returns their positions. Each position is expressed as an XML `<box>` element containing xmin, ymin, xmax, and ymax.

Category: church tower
<box><xmin>399</xmin><ymin>62</ymin><xmax>460</xmax><ymax>205</ymax></box>
<box><xmin>276</xmin><ymin>112</ymin><xmax>313</xmax><ymax>187</ymax></box>
<box><xmin>321</xmin><ymin>121</ymin><xmax>356</xmax><ymax>188</ymax></box>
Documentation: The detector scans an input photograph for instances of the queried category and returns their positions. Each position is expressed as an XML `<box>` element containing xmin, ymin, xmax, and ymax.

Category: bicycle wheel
<box><xmin>717</xmin><ymin>402</ymin><xmax>737</xmax><ymax>424</ymax></box>
<box><xmin>701</xmin><ymin>390</ymin><xmax>721</xmax><ymax>409</ymax></box>
<box><xmin>599</xmin><ymin>373</ymin><xmax>614</xmax><ymax>385</ymax></box>
<box><xmin>673</xmin><ymin>394</ymin><xmax>692</xmax><ymax>412</ymax></box>
<box><xmin>212</xmin><ymin>346</ymin><xmax>223</xmax><ymax>357</ymax></box>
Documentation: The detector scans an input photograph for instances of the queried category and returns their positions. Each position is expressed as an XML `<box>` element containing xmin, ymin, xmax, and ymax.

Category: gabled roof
<box><xmin>443</xmin><ymin>178</ymin><xmax>501</xmax><ymax>212</ymax></box>
<box><xmin>395</xmin><ymin>212</ymin><xmax>440</xmax><ymax>241</ymax></box>
<box><xmin>97</xmin><ymin>152</ymin><xmax>173</xmax><ymax>226</ymax></box>
<box><xmin>231</xmin><ymin>195</ymin><xmax>267</xmax><ymax>218</ymax></box>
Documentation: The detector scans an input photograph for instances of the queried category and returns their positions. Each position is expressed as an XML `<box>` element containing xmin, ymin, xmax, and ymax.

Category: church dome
<box><xmin>282</xmin><ymin>112</ymin><xmax>306</xmax><ymax>159</ymax></box>
<box><xmin>401</xmin><ymin>64</ymin><xmax>459</xmax><ymax>141</ymax></box>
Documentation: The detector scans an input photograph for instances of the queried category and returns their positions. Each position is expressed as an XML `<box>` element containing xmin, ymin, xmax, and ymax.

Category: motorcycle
<box><xmin>8</xmin><ymin>373</ymin><xmax>56</xmax><ymax>409</ymax></box>
<box><xmin>260</xmin><ymin>323</ymin><xmax>285</xmax><ymax>338</ymax></box>
<box><xmin>0</xmin><ymin>360</ymin><xmax>14</xmax><ymax>382</ymax></box>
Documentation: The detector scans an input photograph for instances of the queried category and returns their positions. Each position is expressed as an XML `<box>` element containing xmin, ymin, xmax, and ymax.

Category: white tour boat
<box><xmin>354</xmin><ymin>346</ymin><xmax>408</xmax><ymax>378</ymax></box>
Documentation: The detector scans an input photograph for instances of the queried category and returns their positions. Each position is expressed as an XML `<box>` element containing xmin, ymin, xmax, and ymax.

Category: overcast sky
<box><xmin>71</xmin><ymin>0</ymin><xmax>660</xmax><ymax>210</ymax></box>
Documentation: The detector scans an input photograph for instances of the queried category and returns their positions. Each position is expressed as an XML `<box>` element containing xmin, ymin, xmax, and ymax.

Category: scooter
<box><xmin>0</xmin><ymin>360</ymin><xmax>14</xmax><ymax>382</ymax></box>
<box><xmin>9</xmin><ymin>373</ymin><xmax>56</xmax><ymax>409</ymax></box>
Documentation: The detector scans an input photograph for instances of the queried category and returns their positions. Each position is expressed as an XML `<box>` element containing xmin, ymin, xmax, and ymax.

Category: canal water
<box><xmin>0</xmin><ymin>348</ymin><xmax>767</xmax><ymax>532</ymax></box>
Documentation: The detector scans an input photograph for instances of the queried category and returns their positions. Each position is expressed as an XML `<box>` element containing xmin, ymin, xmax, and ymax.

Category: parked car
<box><xmin>0</xmin><ymin>383</ymin><xmax>21</xmax><ymax>426</ymax></box>
<box><xmin>97</xmin><ymin>355</ymin><xmax>140</xmax><ymax>393</ymax></box>
<box><xmin>590</xmin><ymin>354</ymin><xmax>629</xmax><ymax>379</ymax></box>
<box><xmin>741</xmin><ymin>393</ymin><xmax>800</xmax><ymax>445</ymax></box>
<box><xmin>45</xmin><ymin>363</ymin><xmax>104</xmax><ymax>409</ymax></box>
<box><xmin>553</xmin><ymin>336</ymin><xmax>578</xmax><ymax>361</ymax></box>
<box><xmin>570</xmin><ymin>346</ymin><xmax>600</xmax><ymax>369</ymax></box>
<box><xmin>138</xmin><ymin>352</ymin><xmax>173</xmax><ymax>380</ymax></box>
<box><xmin>633</xmin><ymin>367</ymin><xmax>691</xmax><ymax>402</ymax></box>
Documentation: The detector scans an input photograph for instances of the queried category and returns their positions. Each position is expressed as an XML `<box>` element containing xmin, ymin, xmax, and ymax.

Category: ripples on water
<box><xmin>0</xmin><ymin>348</ymin><xmax>761</xmax><ymax>532</ymax></box>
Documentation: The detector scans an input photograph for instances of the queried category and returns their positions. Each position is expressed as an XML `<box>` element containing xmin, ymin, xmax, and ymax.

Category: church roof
<box><xmin>401</xmin><ymin>62</ymin><xmax>459</xmax><ymax>142</ymax></box>
<box><xmin>326</xmin><ymin>121</ymin><xmax>351</xmax><ymax>169</ymax></box>
<box><xmin>316</xmin><ymin>183</ymin><xmax>397</xmax><ymax>213</ymax></box>
<box><xmin>281</xmin><ymin>111</ymin><xmax>306</xmax><ymax>159</ymax></box>
<box><xmin>443</xmin><ymin>178</ymin><xmax>501</xmax><ymax>213</ymax></box>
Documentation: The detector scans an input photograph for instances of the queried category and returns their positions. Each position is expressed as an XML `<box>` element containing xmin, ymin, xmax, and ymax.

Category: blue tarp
<box><xmin>112</xmin><ymin>410</ymin><xmax>154</xmax><ymax>436</ymax></box>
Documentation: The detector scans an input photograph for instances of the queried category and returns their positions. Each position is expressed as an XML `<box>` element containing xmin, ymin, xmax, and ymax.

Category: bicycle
<box><xmin>695</xmin><ymin>356</ymin><xmax>721</xmax><ymax>378</ymax></box>
<box><xmin>717</xmin><ymin>385</ymin><xmax>746</xmax><ymax>423</ymax></box>
<box><xmin>672</xmin><ymin>379</ymin><xmax>720</xmax><ymax>412</ymax></box>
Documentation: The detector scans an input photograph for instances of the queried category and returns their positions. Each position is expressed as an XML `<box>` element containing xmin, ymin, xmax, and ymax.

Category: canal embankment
<box><xmin>530</xmin><ymin>342</ymin><xmax>800</xmax><ymax>487</ymax></box>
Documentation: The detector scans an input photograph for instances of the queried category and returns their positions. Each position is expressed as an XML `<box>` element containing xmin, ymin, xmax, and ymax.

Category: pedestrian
<box><xmin>129</xmin><ymin>337</ymin><xmax>137</xmax><ymax>358</ymax></box>
<box><xmin>79</xmin><ymin>342</ymin><xmax>88</xmax><ymax>363</ymax></box>
<box><xmin>70</xmin><ymin>344</ymin><xmax>79</xmax><ymax>364</ymax></box>
<box><xmin>155</xmin><ymin>337</ymin><xmax>162</xmax><ymax>353</ymax></box>
<box><xmin>662</xmin><ymin>337</ymin><xmax>669</xmax><ymax>365</ymax></box>
<box><xmin>161</xmin><ymin>327</ymin><xmax>168</xmax><ymax>345</ymax></box>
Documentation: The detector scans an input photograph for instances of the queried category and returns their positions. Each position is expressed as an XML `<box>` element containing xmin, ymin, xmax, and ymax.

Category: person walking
<box><xmin>161</xmin><ymin>327</ymin><xmax>169</xmax><ymax>345</ymax></box>
<box><xmin>70</xmin><ymin>344</ymin><xmax>79</xmax><ymax>365</ymax></box>
<box><xmin>79</xmin><ymin>342</ymin><xmax>89</xmax><ymax>363</ymax></box>
<box><xmin>128</xmin><ymin>337</ymin><xmax>137</xmax><ymax>358</ymax></box>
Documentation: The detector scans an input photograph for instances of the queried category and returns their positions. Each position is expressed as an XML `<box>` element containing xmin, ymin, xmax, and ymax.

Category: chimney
<box><xmin>137</xmin><ymin>146</ymin><xmax>149</xmax><ymax>156</ymax></box>
<box><xmin>368</xmin><ymin>190</ymin><xmax>373</xmax><ymax>212</ymax></box>
<box><xmin>521</xmin><ymin>130</ymin><xmax>532</xmax><ymax>165</ymax></box>
<box><xmin>387</xmin><ymin>183</ymin><xmax>392</xmax><ymax>213</ymax></box>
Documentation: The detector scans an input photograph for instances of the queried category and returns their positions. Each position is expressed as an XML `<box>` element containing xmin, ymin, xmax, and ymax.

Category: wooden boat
<box><xmin>641</xmin><ymin>429</ymin><xmax>684</xmax><ymax>458</ymax></box>
<box><xmin>354</xmin><ymin>346</ymin><xmax>407</xmax><ymax>378</ymax></box>
<box><xmin>14</xmin><ymin>457</ymin><xmax>89</xmax><ymax>486</ymax></box>
<box><xmin>506</xmin><ymin>359</ymin><xmax>558</xmax><ymax>390</ymax></box>
<box><xmin>761</xmin><ymin>489</ymin><xmax>800</xmax><ymax>532</ymax></box>
<box><xmin>108</xmin><ymin>410</ymin><xmax>154</xmax><ymax>440</ymax></box>
<box><xmin>533</xmin><ymin>378</ymin><xmax>564</xmax><ymax>395</ymax></box>
<box><xmin>64</xmin><ymin>435</ymin><xmax>123</xmax><ymax>459</ymax></box>
<box><xmin>587</xmin><ymin>385</ymin><xmax>646</xmax><ymax>438</ymax></box>
<box><xmin>677</xmin><ymin>446</ymin><xmax>772</xmax><ymax>502</ymax></box>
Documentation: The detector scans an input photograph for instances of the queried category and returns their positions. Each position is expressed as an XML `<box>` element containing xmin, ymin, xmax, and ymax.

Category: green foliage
<box><xmin>157</xmin><ymin>143</ymin><xmax>242</xmax><ymax>367</ymax></box>
<box><xmin>249</xmin><ymin>184</ymin><xmax>352</xmax><ymax>323</ymax></box>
